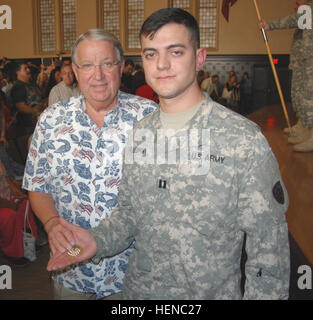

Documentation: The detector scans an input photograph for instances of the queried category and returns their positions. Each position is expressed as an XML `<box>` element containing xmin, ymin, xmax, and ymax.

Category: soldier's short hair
<box><xmin>139</xmin><ymin>8</ymin><xmax>200</xmax><ymax>50</ymax></box>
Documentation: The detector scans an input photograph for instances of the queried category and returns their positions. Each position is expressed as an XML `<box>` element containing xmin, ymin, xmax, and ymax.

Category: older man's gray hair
<box><xmin>72</xmin><ymin>29</ymin><xmax>124</xmax><ymax>64</ymax></box>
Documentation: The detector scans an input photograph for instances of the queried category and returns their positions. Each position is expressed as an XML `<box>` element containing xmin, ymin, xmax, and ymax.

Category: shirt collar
<box><xmin>78</xmin><ymin>92</ymin><xmax>121</xmax><ymax>128</ymax></box>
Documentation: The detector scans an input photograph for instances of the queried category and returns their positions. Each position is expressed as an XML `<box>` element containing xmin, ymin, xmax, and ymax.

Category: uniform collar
<box><xmin>154</xmin><ymin>95</ymin><xmax>213</xmax><ymax>131</ymax></box>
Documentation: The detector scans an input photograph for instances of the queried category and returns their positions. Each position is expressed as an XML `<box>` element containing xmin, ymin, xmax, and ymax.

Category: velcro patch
<box><xmin>272</xmin><ymin>181</ymin><xmax>285</xmax><ymax>205</ymax></box>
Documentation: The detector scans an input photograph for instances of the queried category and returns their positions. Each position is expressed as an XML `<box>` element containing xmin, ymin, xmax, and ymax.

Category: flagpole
<box><xmin>253</xmin><ymin>0</ymin><xmax>291</xmax><ymax>131</ymax></box>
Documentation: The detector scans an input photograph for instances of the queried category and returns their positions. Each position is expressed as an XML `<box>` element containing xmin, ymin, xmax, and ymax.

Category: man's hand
<box><xmin>258</xmin><ymin>19</ymin><xmax>269</xmax><ymax>30</ymax></box>
<box><xmin>46</xmin><ymin>217</ymin><xmax>97</xmax><ymax>271</ymax></box>
<box><xmin>45</xmin><ymin>216</ymin><xmax>76</xmax><ymax>255</ymax></box>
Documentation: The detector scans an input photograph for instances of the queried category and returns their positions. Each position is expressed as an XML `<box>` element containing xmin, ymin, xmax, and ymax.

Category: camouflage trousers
<box><xmin>291</xmin><ymin>58</ymin><xmax>313</xmax><ymax>128</ymax></box>
<box><xmin>290</xmin><ymin>67</ymin><xmax>302</xmax><ymax>115</ymax></box>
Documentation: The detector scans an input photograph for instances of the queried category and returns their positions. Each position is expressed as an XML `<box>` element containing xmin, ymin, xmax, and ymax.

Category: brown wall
<box><xmin>0</xmin><ymin>0</ymin><xmax>297</xmax><ymax>59</ymax></box>
<box><xmin>217</xmin><ymin>0</ymin><xmax>295</xmax><ymax>55</ymax></box>
<box><xmin>0</xmin><ymin>0</ymin><xmax>35</xmax><ymax>58</ymax></box>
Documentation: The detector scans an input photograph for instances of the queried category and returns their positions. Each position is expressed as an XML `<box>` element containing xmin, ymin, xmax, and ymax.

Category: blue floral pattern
<box><xmin>22</xmin><ymin>91</ymin><xmax>157</xmax><ymax>298</ymax></box>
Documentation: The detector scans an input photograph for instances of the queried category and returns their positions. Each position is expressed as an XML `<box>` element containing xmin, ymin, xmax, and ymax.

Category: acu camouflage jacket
<box><xmin>91</xmin><ymin>98</ymin><xmax>290</xmax><ymax>300</ymax></box>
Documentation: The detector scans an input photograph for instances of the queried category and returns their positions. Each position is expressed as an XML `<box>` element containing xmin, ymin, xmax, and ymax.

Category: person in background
<box><xmin>240</xmin><ymin>72</ymin><xmax>252</xmax><ymax>116</ymax></box>
<box><xmin>197</xmin><ymin>70</ymin><xmax>204</xmax><ymax>87</ymax></box>
<box><xmin>0</xmin><ymin>57</ymin><xmax>10</xmax><ymax>70</ymax></box>
<box><xmin>136</xmin><ymin>78</ymin><xmax>159</xmax><ymax>104</ymax></box>
<box><xmin>207</xmin><ymin>74</ymin><xmax>220</xmax><ymax>102</ymax></box>
<box><xmin>1</xmin><ymin>64</ymin><xmax>15</xmax><ymax>100</ymax></box>
<box><xmin>222</xmin><ymin>73</ymin><xmax>240</xmax><ymax>111</ymax></box>
<box><xmin>120</xmin><ymin>59</ymin><xmax>135</xmax><ymax>93</ymax></box>
<box><xmin>27</xmin><ymin>61</ymin><xmax>40</xmax><ymax>85</ymax></box>
<box><xmin>200</xmin><ymin>71</ymin><xmax>211</xmax><ymax>92</ymax></box>
<box><xmin>259</xmin><ymin>0</ymin><xmax>313</xmax><ymax>152</ymax></box>
<box><xmin>36</xmin><ymin>64</ymin><xmax>50</xmax><ymax>99</ymax></box>
<box><xmin>46</xmin><ymin>67</ymin><xmax>62</xmax><ymax>98</ymax></box>
<box><xmin>48</xmin><ymin>64</ymin><xmax>80</xmax><ymax>106</ymax></box>
<box><xmin>0</xmin><ymin>90</ymin><xmax>25</xmax><ymax>180</ymax></box>
<box><xmin>9</xmin><ymin>61</ymin><xmax>45</xmax><ymax>164</ymax></box>
<box><xmin>131</xmin><ymin>65</ymin><xmax>146</xmax><ymax>94</ymax></box>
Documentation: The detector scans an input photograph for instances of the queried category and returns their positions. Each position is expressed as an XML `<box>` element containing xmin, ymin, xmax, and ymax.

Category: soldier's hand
<box><xmin>258</xmin><ymin>19</ymin><xmax>269</xmax><ymax>30</ymax></box>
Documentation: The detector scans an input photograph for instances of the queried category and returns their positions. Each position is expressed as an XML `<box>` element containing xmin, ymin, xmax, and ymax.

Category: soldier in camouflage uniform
<box><xmin>259</xmin><ymin>0</ymin><xmax>313</xmax><ymax>152</ymax></box>
<box><xmin>47</xmin><ymin>8</ymin><xmax>290</xmax><ymax>299</ymax></box>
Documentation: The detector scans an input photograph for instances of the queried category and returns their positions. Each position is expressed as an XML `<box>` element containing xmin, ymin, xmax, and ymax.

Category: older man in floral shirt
<box><xmin>22</xmin><ymin>30</ymin><xmax>157</xmax><ymax>299</ymax></box>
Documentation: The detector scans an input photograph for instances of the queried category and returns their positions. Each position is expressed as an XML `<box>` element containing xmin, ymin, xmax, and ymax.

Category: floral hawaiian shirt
<box><xmin>22</xmin><ymin>91</ymin><xmax>157</xmax><ymax>298</ymax></box>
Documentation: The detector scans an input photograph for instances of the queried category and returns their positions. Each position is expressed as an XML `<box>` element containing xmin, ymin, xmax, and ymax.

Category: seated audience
<box><xmin>0</xmin><ymin>160</ymin><xmax>38</xmax><ymax>267</ymax></box>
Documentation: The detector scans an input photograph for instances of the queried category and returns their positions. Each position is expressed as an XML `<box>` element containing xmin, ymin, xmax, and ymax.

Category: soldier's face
<box><xmin>140</xmin><ymin>23</ymin><xmax>206</xmax><ymax>102</ymax></box>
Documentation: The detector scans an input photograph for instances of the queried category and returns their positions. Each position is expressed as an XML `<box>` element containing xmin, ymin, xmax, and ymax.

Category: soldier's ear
<box><xmin>196</xmin><ymin>47</ymin><xmax>207</xmax><ymax>72</ymax></box>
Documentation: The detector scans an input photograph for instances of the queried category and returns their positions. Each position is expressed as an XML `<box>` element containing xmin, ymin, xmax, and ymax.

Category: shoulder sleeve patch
<box><xmin>272</xmin><ymin>181</ymin><xmax>285</xmax><ymax>205</ymax></box>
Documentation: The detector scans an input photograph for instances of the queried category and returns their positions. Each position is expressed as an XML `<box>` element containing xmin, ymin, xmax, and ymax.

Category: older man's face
<box><xmin>72</xmin><ymin>39</ymin><xmax>123</xmax><ymax>111</ymax></box>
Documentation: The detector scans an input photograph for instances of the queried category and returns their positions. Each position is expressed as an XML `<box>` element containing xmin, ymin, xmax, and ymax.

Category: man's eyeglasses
<box><xmin>75</xmin><ymin>61</ymin><xmax>120</xmax><ymax>74</ymax></box>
